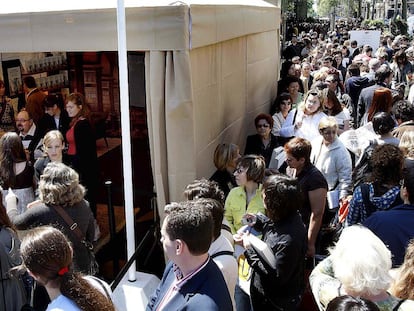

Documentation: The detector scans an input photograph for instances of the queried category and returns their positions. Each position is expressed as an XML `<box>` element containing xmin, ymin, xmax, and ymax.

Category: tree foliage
<box><xmin>316</xmin><ymin>0</ymin><xmax>356</xmax><ymax>17</ymax></box>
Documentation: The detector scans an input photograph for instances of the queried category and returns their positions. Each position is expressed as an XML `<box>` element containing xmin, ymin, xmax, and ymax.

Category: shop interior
<box><xmin>1</xmin><ymin>51</ymin><xmax>164</xmax><ymax>280</ymax></box>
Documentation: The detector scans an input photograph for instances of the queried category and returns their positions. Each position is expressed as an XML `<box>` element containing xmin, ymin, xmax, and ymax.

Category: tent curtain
<box><xmin>145</xmin><ymin>50</ymin><xmax>196</xmax><ymax>220</ymax></box>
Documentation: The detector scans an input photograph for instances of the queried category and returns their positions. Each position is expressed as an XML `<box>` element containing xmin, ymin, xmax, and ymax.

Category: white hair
<box><xmin>330</xmin><ymin>225</ymin><xmax>392</xmax><ymax>296</ymax></box>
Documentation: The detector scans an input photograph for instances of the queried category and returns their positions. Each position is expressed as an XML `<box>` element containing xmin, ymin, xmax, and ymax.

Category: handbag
<box><xmin>51</xmin><ymin>205</ymin><xmax>98</xmax><ymax>275</ymax></box>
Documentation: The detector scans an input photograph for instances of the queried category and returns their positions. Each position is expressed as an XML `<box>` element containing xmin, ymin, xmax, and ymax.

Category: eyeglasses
<box><xmin>256</xmin><ymin>124</ymin><xmax>270</xmax><ymax>128</ymax></box>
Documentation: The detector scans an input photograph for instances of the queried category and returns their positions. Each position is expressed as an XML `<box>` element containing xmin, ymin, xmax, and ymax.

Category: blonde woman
<box><xmin>311</xmin><ymin>117</ymin><xmax>352</xmax><ymax>207</ymax></box>
<box><xmin>280</xmin><ymin>89</ymin><xmax>328</xmax><ymax>142</ymax></box>
<box><xmin>34</xmin><ymin>130</ymin><xmax>65</xmax><ymax>187</ymax></box>
<box><xmin>6</xmin><ymin>163</ymin><xmax>96</xmax><ymax>274</ymax></box>
<box><xmin>310</xmin><ymin>225</ymin><xmax>414</xmax><ymax>310</ymax></box>
<box><xmin>210</xmin><ymin>143</ymin><xmax>240</xmax><ymax>197</ymax></box>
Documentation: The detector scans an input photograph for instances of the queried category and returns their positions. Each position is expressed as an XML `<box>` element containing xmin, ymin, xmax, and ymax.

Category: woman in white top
<box><xmin>271</xmin><ymin>92</ymin><xmax>292</xmax><ymax>137</ymax></box>
<box><xmin>280</xmin><ymin>89</ymin><xmax>327</xmax><ymax>142</ymax></box>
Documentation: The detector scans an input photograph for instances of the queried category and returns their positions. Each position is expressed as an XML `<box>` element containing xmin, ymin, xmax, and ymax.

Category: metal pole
<box><xmin>105</xmin><ymin>180</ymin><xmax>119</xmax><ymax>274</ymax></box>
<box><xmin>116</xmin><ymin>0</ymin><xmax>136</xmax><ymax>282</ymax></box>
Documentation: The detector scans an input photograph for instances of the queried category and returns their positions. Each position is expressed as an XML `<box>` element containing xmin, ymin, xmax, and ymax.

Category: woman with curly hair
<box><xmin>347</xmin><ymin>144</ymin><xmax>404</xmax><ymax>225</ymax></box>
<box><xmin>19</xmin><ymin>226</ymin><xmax>114</xmax><ymax>311</ymax></box>
<box><xmin>5</xmin><ymin>162</ymin><xmax>95</xmax><ymax>274</ymax></box>
<box><xmin>310</xmin><ymin>225</ymin><xmax>414</xmax><ymax>310</ymax></box>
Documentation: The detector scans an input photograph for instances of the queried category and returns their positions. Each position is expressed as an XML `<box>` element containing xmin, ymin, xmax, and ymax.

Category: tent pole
<box><xmin>116</xmin><ymin>0</ymin><xmax>136</xmax><ymax>282</ymax></box>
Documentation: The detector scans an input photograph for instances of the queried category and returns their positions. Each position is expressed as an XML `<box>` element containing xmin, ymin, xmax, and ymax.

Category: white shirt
<box><xmin>209</xmin><ymin>234</ymin><xmax>238</xmax><ymax>310</ymax></box>
<box><xmin>280</xmin><ymin>109</ymin><xmax>327</xmax><ymax>142</ymax></box>
<box><xmin>46</xmin><ymin>294</ymin><xmax>80</xmax><ymax>311</ymax></box>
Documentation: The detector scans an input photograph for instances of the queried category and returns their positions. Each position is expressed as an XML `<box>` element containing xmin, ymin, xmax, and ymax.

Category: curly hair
<box><xmin>393</xmin><ymin>100</ymin><xmax>414</xmax><ymax>122</ymax></box>
<box><xmin>262</xmin><ymin>174</ymin><xmax>303</xmax><ymax>221</ymax></box>
<box><xmin>390</xmin><ymin>239</ymin><xmax>414</xmax><ymax>300</ymax></box>
<box><xmin>39</xmin><ymin>162</ymin><xmax>85</xmax><ymax>207</ymax></box>
<box><xmin>369</xmin><ymin>144</ymin><xmax>403</xmax><ymax>185</ymax></box>
<box><xmin>0</xmin><ymin>132</ymin><xmax>28</xmax><ymax>188</ymax></box>
<box><xmin>254</xmin><ymin>113</ymin><xmax>274</xmax><ymax>129</ymax></box>
<box><xmin>20</xmin><ymin>226</ymin><xmax>114</xmax><ymax>311</ymax></box>
<box><xmin>330</xmin><ymin>225</ymin><xmax>393</xmax><ymax>296</ymax></box>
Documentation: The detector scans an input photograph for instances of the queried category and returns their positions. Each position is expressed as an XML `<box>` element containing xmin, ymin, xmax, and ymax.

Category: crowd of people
<box><xmin>159</xmin><ymin>22</ymin><xmax>414</xmax><ymax>311</ymax></box>
<box><xmin>4</xmin><ymin>19</ymin><xmax>414</xmax><ymax>311</ymax></box>
<box><xmin>0</xmin><ymin>76</ymin><xmax>110</xmax><ymax>310</ymax></box>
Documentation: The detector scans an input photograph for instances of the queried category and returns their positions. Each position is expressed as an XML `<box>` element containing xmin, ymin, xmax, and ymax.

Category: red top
<box><xmin>66</xmin><ymin>125</ymin><xmax>76</xmax><ymax>155</ymax></box>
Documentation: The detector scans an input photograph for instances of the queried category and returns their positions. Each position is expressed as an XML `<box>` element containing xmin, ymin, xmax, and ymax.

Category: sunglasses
<box><xmin>256</xmin><ymin>124</ymin><xmax>270</xmax><ymax>128</ymax></box>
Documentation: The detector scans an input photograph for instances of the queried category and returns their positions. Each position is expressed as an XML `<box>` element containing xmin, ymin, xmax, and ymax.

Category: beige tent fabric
<box><xmin>0</xmin><ymin>1</ymin><xmax>280</xmax><ymax>219</ymax></box>
<box><xmin>146</xmin><ymin>50</ymin><xmax>196</xmax><ymax>216</ymax></box>
<box><xmin>146</xmin><ymin>30</ymin><xmax>279</xmax><ymax>219</ymax></box>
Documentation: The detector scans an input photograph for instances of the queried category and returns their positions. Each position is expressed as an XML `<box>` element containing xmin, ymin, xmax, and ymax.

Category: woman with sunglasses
<box><xmin>280</xmin><ymin>89</ymin><xmax>327</xmax><ymax>142</ymax></box>
<box><xmin>245</xmin><ymin>113</ymin><xmax>281</xmax><ymax>167</ymax></box>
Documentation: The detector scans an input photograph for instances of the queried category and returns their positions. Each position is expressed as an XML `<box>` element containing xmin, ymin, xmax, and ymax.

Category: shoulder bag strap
<box><xmin>211</xmin><ymin>250</ymin><xmax>234</xmax><ymax>259</ymax></box>
<box><xmin>292</xmin><ymin>109</ymin><xmax>298</xmax><ymax>125</ymax></box>
<box><xmin>51</xmin><ymin>205</ymin><xmax>85</xmax><ymax>242</ymax></box>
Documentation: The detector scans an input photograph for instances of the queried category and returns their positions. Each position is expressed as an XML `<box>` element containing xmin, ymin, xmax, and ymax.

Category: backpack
<box><xmin>352</xmin><ymin>140</ymin><xmax>377</xmax><ymax>190</ymax></box>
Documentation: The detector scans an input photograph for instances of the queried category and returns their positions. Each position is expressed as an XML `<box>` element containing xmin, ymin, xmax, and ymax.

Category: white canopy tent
<box><xmin>0</xmin><ymin>0</ymin><xmax>281</xmax><ymax>219</ymax></box>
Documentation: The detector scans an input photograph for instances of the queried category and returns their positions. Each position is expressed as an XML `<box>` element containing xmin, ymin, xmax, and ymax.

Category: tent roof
<box><xmin>0</xmin><ymin>0</ymin><xmax>279</xmax><ymax>52</ymax></box>
<box><xmin>0</xmin><ymin>0</ymin><xmax>275</xmax><ymax>14</ymax></box>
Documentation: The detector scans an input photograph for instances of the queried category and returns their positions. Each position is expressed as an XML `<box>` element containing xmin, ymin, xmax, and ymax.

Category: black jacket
<box><xmin>244</xmin><ymin>212</ymin><xmax>307</xmax><ymax>311</ymax></box>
